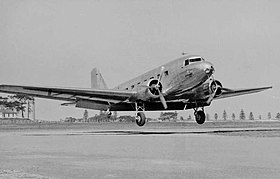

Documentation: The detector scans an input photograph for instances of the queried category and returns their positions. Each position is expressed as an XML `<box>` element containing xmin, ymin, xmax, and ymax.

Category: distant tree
<box><xmin>0</xmin><ymin>96</ymin><xmax>8</xmax><ymax>106</ymax></box>
<box><xmin>187</xmin><ymin>114</ymin><xmax>192</xmax><ymax>121</ymax></box>
<box><xmin>268</xmin><ymin>112</ymin><xmax>272</xmax><ymax>120</ymax></box>
<box><xmin>240</xmin><ymin>109</ymin><xmax>246</xmax><ymax>120</ymax></box>
<box><xmin>214</xmin><ymin>113</ymin><xmax>218</xmax><ymax>120</ymax></box>
<box><xmin>99</xmin><ymin>110</ymin><xmax>105</xmax><ymax>116</ymax></box>
<box><xmin>83</xmin><ymin>110</ymin><xmax>88</xmax><ymax>122</ymax></box>
<box><xmin>258</xmin><ymin>115</ymin><xmax>262</xmax><ymax>120</ymax></box>
<box><xmin>249</xmin><ymin>112</ymin><xmax>254</xmax><ymax>120</ymax></box>
<box><xmin>159</xmin><ymin>112</ymin><xmax>178</xmax><ymax>121</ymax></box>
<box><xmin>174</xmin><ymin>111</ymin><xmax>178</xmax><ymax>121</ymax></box>
<box><xmin>232</xmin><ymin>113</ymin><xmax>236</xmax><ymax>121</ymax></box>
<box><xmin>206</xmin><ymin>113</ymin><xmax>210</xmax><ymax>121</ymax></box>
<box><xmin>222</xmin><ymin>110</ymin><xmax>227</xmax><ymax>120</ymax></box>
<box><xmin>275</xmin><ymin>113</ymin><xmax>280</xmax><ymax>120</ymax></box>
<box><xmin>8</xmin><ymin>94</ymin><xmax>33</xmax><ymax>118</ymax></box>
<box><xmin>113</xmin><ymin>111</ymin><xmax>118</xmax><ymax>121</ymax></box>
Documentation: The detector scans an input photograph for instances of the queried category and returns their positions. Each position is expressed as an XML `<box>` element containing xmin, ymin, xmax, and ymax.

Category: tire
<box><xmin>136</xmin><ymin>112</ymin><xmax>146</xmax><ymax>127</ymax></box>
<box><xmin>195</xmin><ymin>110</ymin><xmax>206</xmax><ymax>125</ymax></box>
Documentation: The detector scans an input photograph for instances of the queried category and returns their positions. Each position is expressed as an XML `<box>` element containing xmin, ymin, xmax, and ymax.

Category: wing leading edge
<box><xmin>214</xmin><ymin>86</ymin><xmax>272</xmax><ymax>100</ymax></box>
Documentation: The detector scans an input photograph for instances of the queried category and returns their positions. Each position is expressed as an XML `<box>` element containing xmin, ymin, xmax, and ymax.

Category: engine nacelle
<box><xmin>147</xmin><ymin>79</ymin><xmax>162</xmax><ymax>97</ymax></box>
<box><xmin>209</xmin><ymin>80</ymin><xmax>222</xmax><ymax>97</ymax></box>
<box><xmin>134</xmin><ymin>79</ymin><xmax>162</xmax><ymax>101</ymax></box>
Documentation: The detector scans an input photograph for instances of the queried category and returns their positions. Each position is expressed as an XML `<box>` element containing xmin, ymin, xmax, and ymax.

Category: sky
<box><xmin>0</xmin><ymin>0</ymin><xmax>280</xmax><ymax>121</ymax></box>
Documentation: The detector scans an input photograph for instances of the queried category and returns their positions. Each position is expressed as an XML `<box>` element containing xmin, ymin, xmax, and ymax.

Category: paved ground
<box><xmin>1</xmin><ymin>122</ymin><xmax>280</xmax><ymax>179</ymax></box>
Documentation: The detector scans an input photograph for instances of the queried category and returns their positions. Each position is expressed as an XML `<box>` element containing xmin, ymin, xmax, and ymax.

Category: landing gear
<box><xmin>106</xmin><ymin>109</ymin><xmax>112</xmax><ymax>118</ymax></box>
<box><xmin>135</xmin><ymin>102</ymin><xmax>146</xmax><ymax>127</ymax></box>
<box><xmin>194</xmin><ymin>109</ymin><xmax>206</xmax><ymax>125</ymax></box>
<box><xmin>136</xmin><ymin>112</ymin><xmax>146</xmax><ymax>127</ymax></box>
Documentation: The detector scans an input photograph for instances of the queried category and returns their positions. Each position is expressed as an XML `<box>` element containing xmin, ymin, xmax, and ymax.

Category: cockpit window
<box><xmin>189</xmin><ymin>58</ymin><xmax>202</xmax><ymax>62</ymax></box>
<box><xmin>184</xmin><ymin>57</ymin><xmax>204</xmax><ymax>66</ymax></box>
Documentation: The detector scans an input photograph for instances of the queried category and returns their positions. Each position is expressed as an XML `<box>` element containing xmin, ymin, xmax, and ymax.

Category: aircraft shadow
<box><xmin>23</xmin><ymin>128</ymin><xmax>280</xmax><ymax>136</ymax></box>
<box><xmin>80</xmin><ymin>128</ymin><xmax>280</xmax><ymax>135</ymax></box>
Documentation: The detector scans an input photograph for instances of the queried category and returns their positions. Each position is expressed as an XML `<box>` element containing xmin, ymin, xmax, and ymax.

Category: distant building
<box><xmin>64</xmin><ymin>117</ymin><xmax>82</xmax><ymax>123</ymax></box>
<box><xmin>0</xmin><ymin>108</ymin><xmax>18</xmax><ymax>118</ymax></box>
<box><xmin>159</xmin><ymin>112</ymin><xmax>178</xmax><ymax>121</ymax></box>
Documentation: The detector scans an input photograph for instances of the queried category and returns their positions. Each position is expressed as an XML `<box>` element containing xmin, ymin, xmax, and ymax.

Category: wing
<box><xmin>0</xmin><ymin>85</ymin><xmax>136</xmax><ymax>104</ymax></box>
<box><xmin>215</xmin><ymin>86</ymin><xmax>272</xmax><ymax>100</ymax></box>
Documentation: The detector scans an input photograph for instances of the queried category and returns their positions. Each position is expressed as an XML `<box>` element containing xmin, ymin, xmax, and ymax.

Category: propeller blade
<box><xmin>156</xmin><ymin>66</ymin><xmax>165</xmax><ymax>87</ymax></box>
<box><xmin>159</xmin><ymin>93</ymin><xmax>168</xmax><ymax>109</ymax></box>
<box><xmin>221</xmin><ymin>87</ymin><xmax>233</xmax><ymax>92</ymax></box>
<box><xmin>207</xmin><ymin>94</ymin><xmax>215</xmax><ymax>104</ymax></box>
<box><xmin>207</xmin><ymin>87</ymin><xmax>218</xmax><ymax>104</ymax></box>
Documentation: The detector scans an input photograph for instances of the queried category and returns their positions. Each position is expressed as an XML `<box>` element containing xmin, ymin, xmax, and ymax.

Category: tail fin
<box><xmin>91</xmin><ymin>68</ymin><xmax>108</xmax><ymax>89</ymax></box>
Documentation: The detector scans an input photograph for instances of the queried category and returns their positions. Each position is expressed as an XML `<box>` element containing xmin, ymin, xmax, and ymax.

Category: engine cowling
<box><xmin>148</xmin><ymin>79</ymin><xmax>162</xmax><ymax>97</ymax></box>
<box><xmin>209</xmin><ymin>80</ymin><xmax>222</xmax><ymax>97</ymax></box>
<box><xmin>134</xmin><ymin>79</ymin><xmax>163</xmax><ymax>101</ymax></box>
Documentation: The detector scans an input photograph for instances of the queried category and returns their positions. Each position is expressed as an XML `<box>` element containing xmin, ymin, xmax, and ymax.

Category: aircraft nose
<box><xmin>203</xmin><ymin>62</ymin><xmax>215</xmax><ymax>75</ymax></box>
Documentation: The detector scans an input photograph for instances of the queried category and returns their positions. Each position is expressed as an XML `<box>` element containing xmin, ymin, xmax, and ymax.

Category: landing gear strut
<box><xmin>106</xmin><ymin>109</ymin><xmax>112</xmax><ymax>118</ymax></box>
<box><xmin>194</xmin><ymin>108</ymin><xmax>206</xmax><ymax>125</ymax></box>
<box><xmin>135</xmin><ymin>102</ymin><xmax>146</xmax><ymax>127</ymax></box>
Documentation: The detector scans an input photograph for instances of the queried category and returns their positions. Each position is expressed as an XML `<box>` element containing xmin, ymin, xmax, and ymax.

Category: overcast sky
<box><xmin>0</xmin><ymin>0</ymin><xmax>279</xmax><ymax>120</ymax></box>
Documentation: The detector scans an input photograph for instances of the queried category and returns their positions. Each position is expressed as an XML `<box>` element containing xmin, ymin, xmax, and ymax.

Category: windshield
<box><xmin>189</xmin><ymin>58</ymin><xmax>203</xmax><ymax>62</ymax></box>
<box><xmin>184</xmin><ymin>57</ymin><xmax>204</xmax><ymax>66</ymax></box>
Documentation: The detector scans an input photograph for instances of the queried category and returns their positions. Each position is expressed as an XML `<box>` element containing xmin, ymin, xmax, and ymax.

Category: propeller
<box><xmin>139</xmin><ymin>67</ymin><xmax>167</xmax><ymax>109</ymax></box>
<box><xmin>207</xmin><ymin>86</ymin><xmax>218</xmax><ymax>104</ymax></box>
<box><xmin>207</xmin><ymin>78</ymin><xmax>222</xmax><ymax>104</ymax></box>
<box><xmin>155</xmin><ymin>67</ymin><xmax>168</xmax><ymax>109</ymax></box>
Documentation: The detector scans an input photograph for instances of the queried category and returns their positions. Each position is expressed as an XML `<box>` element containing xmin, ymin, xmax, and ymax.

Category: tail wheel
<box><xmin>136</xmin><ymin>112</ymin><xmax>146</xmax><ymax>127</ymax></box>
<box><xmin>195</xmin><ymin>110</ymin><xmax>206</xmax><ymax>125</ymax></box>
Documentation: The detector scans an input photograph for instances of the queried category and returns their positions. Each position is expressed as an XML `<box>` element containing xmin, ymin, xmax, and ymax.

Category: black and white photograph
<box><xmin>0</xmin><ymin>0</ymin><xmax>280</xmax><ymax>178</ymax></box>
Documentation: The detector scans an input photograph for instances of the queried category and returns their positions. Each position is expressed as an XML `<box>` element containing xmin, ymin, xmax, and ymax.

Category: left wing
<box><xmin>0</xmin><ymin>85</ymin><xmax>136</xmax><ymax>104</ymax></box>
<box><xmin>215</xmin><ymin>86</ymin><xmax>272</xmax><ymax>100</ymax></box>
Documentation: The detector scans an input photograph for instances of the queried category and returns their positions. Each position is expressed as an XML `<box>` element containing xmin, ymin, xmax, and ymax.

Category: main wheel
<box><xmin>136</xmin><ymin>112</ymin><xmax>146</xmax><ymax>127</ymax></box>
<box><xmin>195</xmin><ymin>110</ymin><xmax>206</xmax><ymax>125</ymax></box>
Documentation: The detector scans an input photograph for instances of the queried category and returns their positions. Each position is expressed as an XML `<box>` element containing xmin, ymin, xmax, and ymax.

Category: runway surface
<box><xmin>1</xmin><ymin>121</ymin><xmax>280</xmax><ymax>179</ymax></box>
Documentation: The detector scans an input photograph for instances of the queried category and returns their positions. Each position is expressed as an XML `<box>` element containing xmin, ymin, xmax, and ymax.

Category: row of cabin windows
<box><xmin>124</xmin><ymin>70</ymin><xmax>169</xmax><ymax>90</ymax></box>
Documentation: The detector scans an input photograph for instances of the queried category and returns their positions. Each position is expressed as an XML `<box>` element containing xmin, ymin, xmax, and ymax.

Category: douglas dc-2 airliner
<box><xmin>0</xmin><ymin>55</ymin><xmax>272</xmax><ymax>126</ymax></box>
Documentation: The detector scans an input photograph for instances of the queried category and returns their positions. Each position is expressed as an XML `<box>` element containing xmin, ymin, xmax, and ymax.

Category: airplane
<box><xmin>0</xmin><ymin>55</ymin><xmax>272</xmax><ymax>126</ymax></box>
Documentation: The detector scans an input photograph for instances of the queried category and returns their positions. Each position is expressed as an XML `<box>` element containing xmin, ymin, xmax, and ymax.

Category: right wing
<box><xmin>215</xmin><ymin>86</ymin><xmax>272</xmax><ymax>100</ymax></box>
<box><xmin>0</xmin><ymin>85</ymin><xmax>136</xmax><ymax>104</ymax></box>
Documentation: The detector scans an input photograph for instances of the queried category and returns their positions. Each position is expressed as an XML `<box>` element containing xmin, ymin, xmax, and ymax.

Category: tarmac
<box><xmin>1</xmin><ymin>121</ymin><xmax>280</xmax><ymax>179</ymax></box>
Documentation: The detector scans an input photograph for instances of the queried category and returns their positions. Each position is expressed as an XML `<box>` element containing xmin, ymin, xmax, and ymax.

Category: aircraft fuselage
<box><xmin>114</xmin><ymin>55</ymin><xmax>214</xmax><ymax>103</ymax></box>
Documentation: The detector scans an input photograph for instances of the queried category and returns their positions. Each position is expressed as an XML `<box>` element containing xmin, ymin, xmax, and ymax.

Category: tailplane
<box><xmin>91</xmin><ymin>68</ymin><xmax>108</xmax><ymax>89</ymax></box>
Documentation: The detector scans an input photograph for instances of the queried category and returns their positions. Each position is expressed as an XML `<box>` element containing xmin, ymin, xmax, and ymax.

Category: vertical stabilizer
<box><xmin>91</xmin><ymin>68</ymin><xmax>108</xmax><ymax>89</ymax></box>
